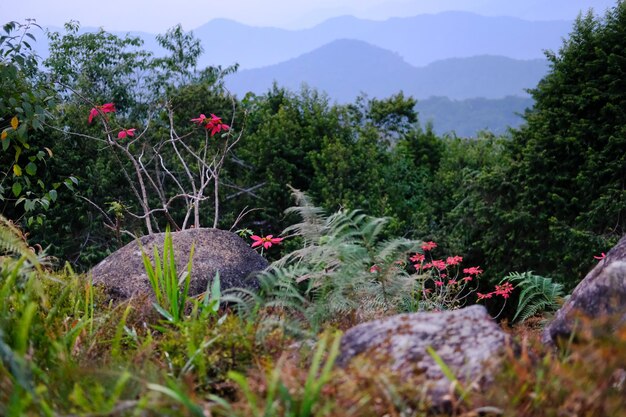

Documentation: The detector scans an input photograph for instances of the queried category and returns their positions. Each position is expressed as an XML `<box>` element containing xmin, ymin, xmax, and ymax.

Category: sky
<box><xmin>1</xmin><ymin>0</ymin><xmax>618</xmax><ymax>33</ymax></box>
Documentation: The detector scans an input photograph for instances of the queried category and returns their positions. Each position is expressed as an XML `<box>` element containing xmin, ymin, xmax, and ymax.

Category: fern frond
<box><xmin>283</xmin><ymin>186</ymin><xmax>327</xmax><ymax>243</ymax></box>
<box><xmin>502</xmin><ymin>271</ymin><xmax>565</xmax><ymax>323</ymax></box>
<box><xmin>268</xmin><ymin>190</ymin><xmax>424</xmax><ymax>325</ymax></box>
<box><xmin>0</xmin><ymin>215</ymin><xmax>36</xmax><ymax>261</ymax></box>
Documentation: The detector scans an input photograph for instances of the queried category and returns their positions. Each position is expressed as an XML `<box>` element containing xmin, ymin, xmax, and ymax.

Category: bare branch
<box><xmin>229</xmin><ymin>206</ymin><xmax>262</xmax><ymax>232</ymax></box>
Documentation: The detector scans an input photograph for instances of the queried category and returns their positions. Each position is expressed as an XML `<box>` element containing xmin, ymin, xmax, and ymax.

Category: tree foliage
<box><xmin>460</xmin><ymin>3</ymin><xmax>626</xmax><ymax>287</ymax></box>
<box><xmin>0</xmin><ymin>21</ymin><xmax>67</xmax><ymax>226</ymax></box>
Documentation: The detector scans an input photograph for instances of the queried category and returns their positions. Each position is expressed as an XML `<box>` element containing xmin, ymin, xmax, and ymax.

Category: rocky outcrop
<box><xmin>543</xmin><ymin>235</ymin><xmax>626</xmax><ymax>346</ymax></box>
<box><xmin>337</xmin><ymin>305</ymin><xmax>510</xmax><ymax>408</ymax></box>
<box><xmin>91</xmin><ymin>228</ymin><xmax>268</xmax><ymax>301</ymax></box>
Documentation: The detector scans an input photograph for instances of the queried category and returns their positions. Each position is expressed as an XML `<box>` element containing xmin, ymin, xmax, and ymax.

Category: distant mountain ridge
<box><xmin>35</xmin><ymin>11</ymin><xmax>571</xmax><ymax>71</ymax></box>
<box><xmin>225</xmin><ymin>39</ymin><xmax>549</xmax><ymax>102</ymax></box>
<box><xmin>193</xmin><ymin>11</ymin><xmax>570</xmax><ymax>69</ymax></box>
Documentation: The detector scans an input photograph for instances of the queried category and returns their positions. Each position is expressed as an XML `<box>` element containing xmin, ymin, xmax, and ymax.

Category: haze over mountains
<box><xmin>196</xmin><ymin>12</ymin><xmax>570</xmax><ymax>69</ymax></box>
<box><xmin>33</xmin><ymin>11</ymin><xmax>578</xmax><ymax>135</ymax></box>
<box><xmin>225</xmin><ymin>40</ymin><xmax>549</xmax><ymax>102</ymax></box>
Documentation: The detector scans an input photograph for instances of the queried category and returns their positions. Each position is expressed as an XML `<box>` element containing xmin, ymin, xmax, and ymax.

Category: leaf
<box><xmin>146</xmin><ymin>382</ymin><xmax>205</xmax><ymax>417</ymax></box>
<box><xmin>13</xmin><ymin>164</ymin><xmax>22</xmax><ymax>176</ymax></box>
<box><xmin>25</xmin><ymin>162</ymin><xmax>36</xmax><ymax>176</ymax></box>
<box><xmin>426</xmin><ymin>345</ymin><xmax>468</xmax><ymax>400</ymax></box>
<box><xmin>44</xmin><ymin>147</ymin><xmax>53</xmax><ymax>157</ymax></box>
<box><xmin>1</xmin><ymin>130</ymin><xmax>6</xmax><ymax>140</ymax></box>
<box><xmin>38</xmin><ymin>198</ymin><xmax>50</xmax><ymax>210</ymax></box>
<box><xmin>152</xmin><ymin>302</ymin><xmax>174</xmax><ymax>322</ymax></box>
<box><xmin>10</xmin><ymin>116</ymin><xmax>18</xmax><ymax>130</ymax></box>
<box><xmin>210</xmin><ymin>271</ymin><xmax>221</xmax><ymax>313</ymax></box>
<box><xmin>24</xmin><ymin>200</ymin><xmax>35</xmax><ymax>212</ymax></box>
<box><xmin>48</xmin><ymin>189</ymin><xmax>57</xmax><ymax>202</ymax></box>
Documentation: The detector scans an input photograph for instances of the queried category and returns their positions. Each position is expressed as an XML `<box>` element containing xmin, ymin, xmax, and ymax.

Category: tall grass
<box><xmin>141</xmin><ymin>226</ymin><xmax>195</xmax><ymax>323</ymax></box>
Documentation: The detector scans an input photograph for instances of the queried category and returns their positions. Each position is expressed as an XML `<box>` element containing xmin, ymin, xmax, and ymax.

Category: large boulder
<box><xmin>91</xmin><ymin>228</ymin><xmax>268</xmax><ymax>300</ymax></box>
<box><xmin>543</xmin><ymin>235</ymin><xmax>626</xmax><ymax>346</ymax></box>
<box><xmin>336</xmin><ymin>305</ymin><xmax>510</xmax><ymax>408</ymax></box>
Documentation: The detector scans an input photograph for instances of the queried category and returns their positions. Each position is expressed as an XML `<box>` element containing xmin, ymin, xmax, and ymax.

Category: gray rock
<box><xmin>91</xmin><ymin>228</ymin><xmax>268</xmax><ymax>300</ymax></box>
<box><xmin>543</xmin><ymin>235</ymin><xmax>626</xmax><ymax>346</ymax></box>
<box><xmin>336</xmin><ymin>305</ymin><xmax>510</xmax><ymax>408</ymax></box>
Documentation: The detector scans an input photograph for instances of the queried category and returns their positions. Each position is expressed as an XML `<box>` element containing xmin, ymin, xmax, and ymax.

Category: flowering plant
<box><xmin>76</xmin><ymin>99</ymin><xmax>245</xmax><ymax>236</ymax></box>
<box><xmin>117</xmin><ymin>128</ymin><xmax>136</xmax><ymax>139</ymax></box>
<box><xmin>191</xmin><ymin>113</ymin><xmax>230</xmax><ymax>136</ymax></box>
<box><xmin>88</xmin><ymin>102</ymin><xmax>115</xmax><ymax>124</ymax></box>
<box><xmin>250</xmin><ymin>234</ymin><xmax>283</xmax><ymax>255</ymax></box>
<box><xmin>408</xmin><ymin>241</ymin><xmax>484</xmax><ymax>311</ymax></box>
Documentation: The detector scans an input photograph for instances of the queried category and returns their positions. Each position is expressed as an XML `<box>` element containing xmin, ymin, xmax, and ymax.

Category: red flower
<box><xmin>251</xmin><ymin>234</ymin><xmax>283</xmax><ymax>250</ymax></box>
<box><xmin>495</xmin><ymin>282</ymin><xmax>514</xmax><ymax>299</ymax></box>
<box><xmin>463</xmin><ymin>266</ymin><xmax>483</xmax><ymax>276</ymax></box>
<box><xmin>477</xmin><ymin>292</ymin><xmax>493</xmax><ymax>300</ymax></box>
<box><xmin>435</xmin><ymin>280</ymin><xmax>444</xmax><ymax>287</ymax></box>
<box><xmin>462</xmin><ymin>276</ymin><xmax>473</xmax><ymax>282</ymax></box>
<box><xmin>88</xmin><ymin>102</ymin><xmax>116</xmax><ymax>124</ymax></box>
<box><xmin>594</xmin><ymin>252</ymin><xmax>606</xmax><ymax>260</ymax></box>
<box><xmin>191</xmin><ymin>113</ymin><xmax>230</xmax><ymax>137</ymax></box>
<box><xmin>370</xmin><ymin>265</ymin><xmax>381</xmax><ymax>273</ymax></box>
<box><xmin>448</xmin><ymin>279</ymin><xmax>457</xmax><ymax>285</ymax></box>
<box><xmin>190</xmin><ymin>114</ymin><xmax>207</xmax><ymax>124</ymax></box>
<box><xmin>431</xmin><ymin>260</ymin><xmax>447</xmax><ymax>270</ymax></box>
<box><xmin>207</xmin><ymin>114</ymin><xmax>230</xmax><ymax>136</ymax></box>
<box><xmin>410</xmin><ymin>253</ymin><xmax>425</xmax><ymax>263</ymax></box>
<box><xmin>117</xmin><ymin>128</ymin><xmax>136</xmax><ymax>139</ymax></box>
<box><xmin>421</xmin><ymin>241</ymin><xmax>437</xmax><ymax>251</ymax></box>
<box><xmin>446</xmin><ymin>256</ymin><xmax>463</xmax><ymax>266</ymax></box>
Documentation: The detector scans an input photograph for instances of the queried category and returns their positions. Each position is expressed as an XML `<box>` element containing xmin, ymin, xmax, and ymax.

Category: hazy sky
<box><xmin>2</xmin><ymin>0</ymin><xmax>618</xmax><ymax>33</ymax></box>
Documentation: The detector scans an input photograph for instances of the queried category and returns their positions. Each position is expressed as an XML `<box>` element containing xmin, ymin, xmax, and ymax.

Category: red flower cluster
<box><xmin>421</xmin><ymin>241</ymin><xmax>437</xmax><ymax>251</ymax></box>
<box><xmin>410</xmin><ymin>253</ymin><xmax>425</xmax><ymax>264</ymax></box>
<box><xmin>463</xmin><ymin>266</ymin><xmax>483</xmax><ymax>276</ymax></box>
<box><xmin>250</xmin><ymin>234</ymin><xmax>283</xmax><ymax>250</ymax></box>
<box><xmin>191</xmin><ymin>113</ymin><xmax>230</xmax><ymax>136</ymax></box>
<box><xmin>455</xmin><ymin>265</ymin><xmax>483</xmax><ymax>283</ymax></box>
<box><xmin>410</xmin><ymin>240</ymin><xmax>484</xmax><ymax>298</ymax></box>
<box><xmin>88</xmin><ymin>103</ymin><xmax>115</xmax><ymax>124</ymax></box>
<box><xmin>117</xmin><ymin>128</ymin><xmax>136</xmax><ymax>139</ymax></box>
<box><xmin>446</xmin><ymin>256</ymin><xmax>463</xmax><ymax>266</ymax></box>
<box><xmin>477</xmin><ymin>281</ymin><xmax>514</xmax><ymax>300</ymax></box>
<box><xmin>424</xmin><ymin>259</ymin><xmax>447</xmax><ymax>270</ymax></box>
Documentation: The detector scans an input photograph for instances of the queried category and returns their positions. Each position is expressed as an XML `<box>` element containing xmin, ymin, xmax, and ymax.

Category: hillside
<box><xmin>225</xmin><ymin>39</ymin><xmax>548</xmax><ymax>102</ymax></box>
<box><xmin>416</xmin><ymin>96</ymin><xmax>534</xmax><ymax>136</ymax></box>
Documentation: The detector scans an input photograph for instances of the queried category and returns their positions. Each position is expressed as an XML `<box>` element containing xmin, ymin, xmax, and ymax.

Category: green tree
<box><xmin>456</xmin><ymin>3</ymin><xmax>626</xmax><ymax>287</ymax></box>
<box><xmin>0</xmin><ymin>21</ymin><xmax>66</xmax><ymax>226</ymax></box>
<box><xmin>35</xmin><ymin>23</ymin><xmax>240</xmax><ymax>268</ymax></box>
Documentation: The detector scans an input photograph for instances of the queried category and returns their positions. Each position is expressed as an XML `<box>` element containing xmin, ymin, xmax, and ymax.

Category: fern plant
<box><xmin>0</xmin><ymin>214</ymin><xmax>40</xmax><ymax>266</ymax></box>
<box><xmin>257</xmin><ymin>188</ymin><xmax>423</xmax><ymax>329</ymax></box>
<box><xmin>501</xmin><ymin>271</ymin><xmax>565</xmax><ymax>323</ymax></box>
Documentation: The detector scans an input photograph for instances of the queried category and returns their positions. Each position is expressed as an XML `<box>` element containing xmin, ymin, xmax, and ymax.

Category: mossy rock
<box><xmin>91</xmin><ymin>228</ymin><xmax>268</xmax><ymax>301</ymax></box>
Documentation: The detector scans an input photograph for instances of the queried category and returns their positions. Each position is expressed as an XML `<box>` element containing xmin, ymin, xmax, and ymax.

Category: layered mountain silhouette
<box><xmin>192</xmin><ymin>12</ymin><xmax>570</xmax><ymax>69</ymax></box>
<box><xmin>225</xmin><ymin>39</ymin><xmax>548</xmax><ymax>102</ymax></box>
<box><xmin>37</xmin><ymin>11</ymin><xmax>569</xmax><ymax>71</ymax></box>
